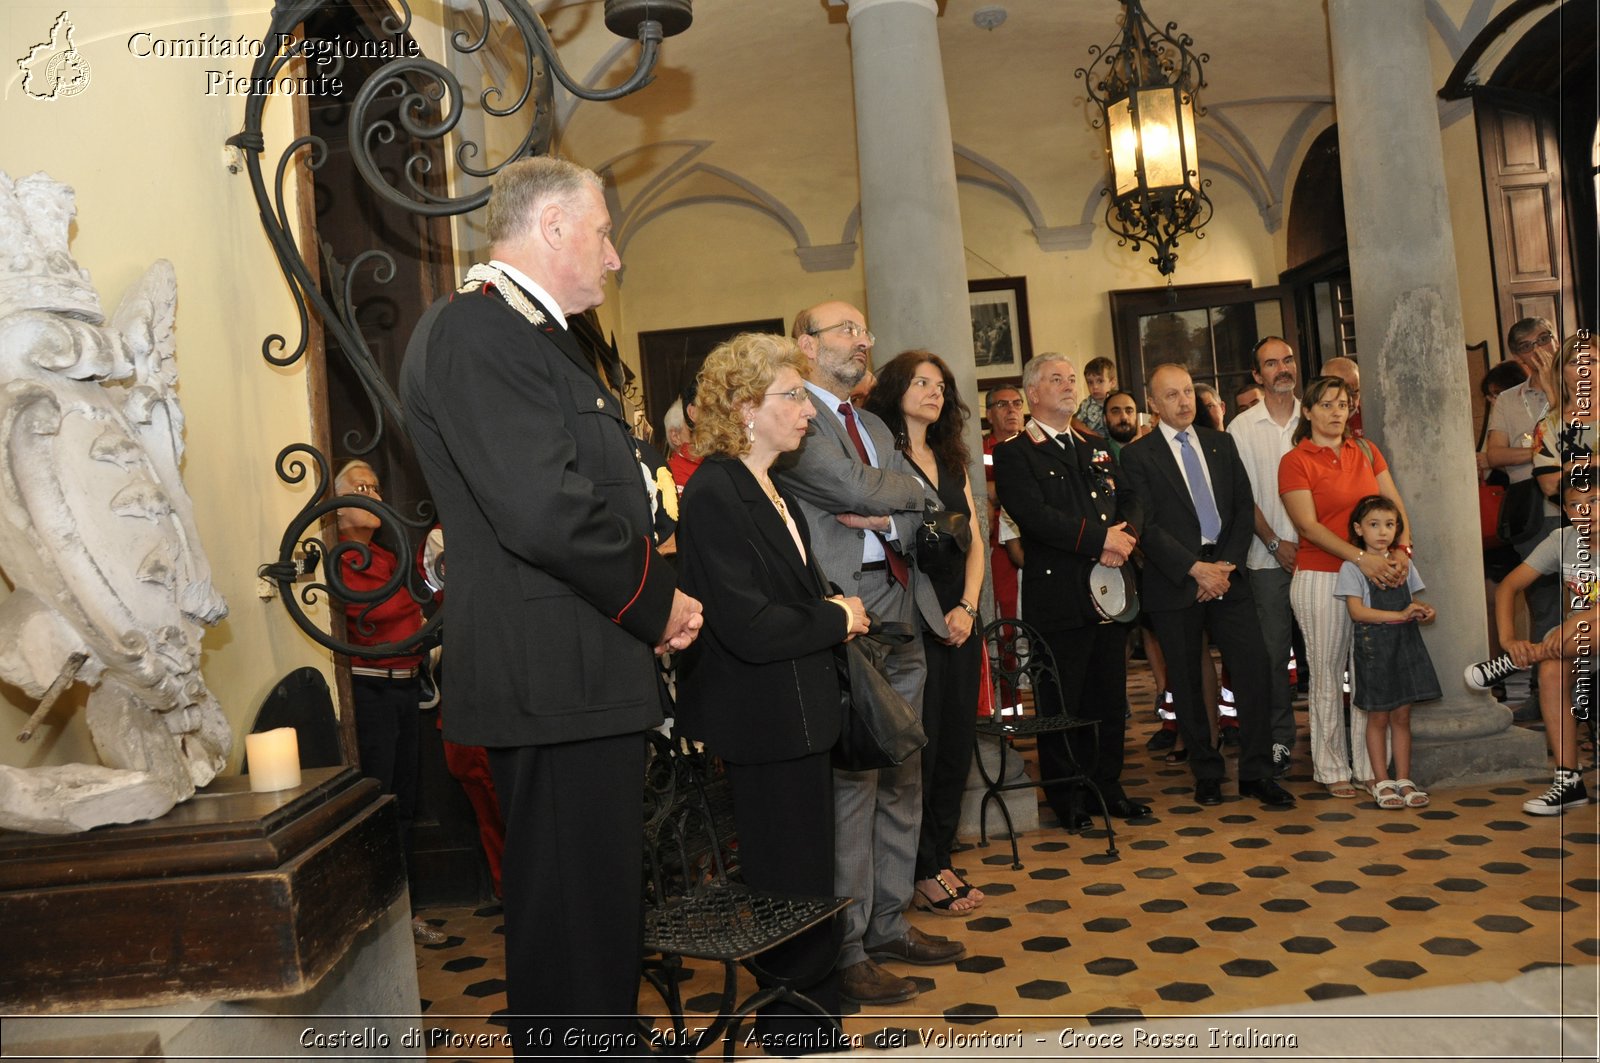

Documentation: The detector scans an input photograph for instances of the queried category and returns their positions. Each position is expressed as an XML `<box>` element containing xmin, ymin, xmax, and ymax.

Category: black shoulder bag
<box><xmin>832</xmin><ymin>617</ymin><xmax>928</xmax><ymax>772</ymax></box>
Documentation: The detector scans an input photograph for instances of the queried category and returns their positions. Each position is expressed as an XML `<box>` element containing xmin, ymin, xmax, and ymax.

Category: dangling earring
<box><xmin>746</xmin><ymin>421</ymin><xmax>755</xmax><ymax>444</ymax></box>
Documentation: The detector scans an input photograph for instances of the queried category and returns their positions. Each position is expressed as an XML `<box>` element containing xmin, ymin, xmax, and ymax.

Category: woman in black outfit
<box><xmin>675</xmin><ymin>332</ymin><xmax>868</xmax><ymax>1047</ymax></box>
<box><xmin>864</xmin><ymin>350</ymin><xmax>987</xmax><ymax>916</ymax></box>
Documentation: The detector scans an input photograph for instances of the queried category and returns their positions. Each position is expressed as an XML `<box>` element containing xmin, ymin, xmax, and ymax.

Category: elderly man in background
<box><xmin>778</xmin><ymin>300</ymin><xmax>964</xmax><ymax>1007</ymax></box>
<box><xmin>1227</xmin><ymin>337</ymin><xmax>1303</xmax><ymax>777</ymax></box>
<box><xmin>334</xmin><ymin>458</ymin><xmax>445</xmax><ymax>947</ymax></box>
<box><xmin>401</xmin><ymin>157</ymin><xmax>703</xmax><ymax>1057</ymax></box>
<box><xmin>984</xmin><ymin>383</ymin><xmax>1028</xmax><ymax>619</ymax></box>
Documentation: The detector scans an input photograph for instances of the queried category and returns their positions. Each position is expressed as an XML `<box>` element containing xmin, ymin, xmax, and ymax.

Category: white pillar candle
<box><xmin>247</xmin><ymin>727</ymin><xmax>302</xmax><ymax>793</ymax></box>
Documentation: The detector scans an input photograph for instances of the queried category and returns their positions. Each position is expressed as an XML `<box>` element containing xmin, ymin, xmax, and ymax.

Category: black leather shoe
<box><xmin>1239</xmin><ymin>779</ymin><xmax>1296</xmax><ymax>807</ymax></box>
<box><xmin>1217</xmin><ymin>727</ymin><xmax>1240</xmax><ymax>750</ymax></box>
<box><xmin>866</xmin><ymin>925</ymin><xmax>965</xmax><ymax>966</ymax></box>
<box><xmin>1146</xmin><ymin>727</ymin><xmax>1178</xmax><ymax>752</ymax></box>
<box><xmin>1107</xmin><ymin>796</ymin><xmax>1151</xmax><ymax>819</ymax></box>
<box><xmin>1194</xmin><ymin>779</ymin><xmax>1223</xmax><ymax>805</ymax></box>
<box><xmin>1057</xmin><ymin>805</ymin><xmax>1093</xmax><ymax>831</ymax></box>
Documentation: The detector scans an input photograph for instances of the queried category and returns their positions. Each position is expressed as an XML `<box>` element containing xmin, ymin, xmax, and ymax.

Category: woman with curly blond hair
<box><xmin>675</xmin><ymin>332</ymin><xmax>867</xmax><ymax>1045</ymax></box>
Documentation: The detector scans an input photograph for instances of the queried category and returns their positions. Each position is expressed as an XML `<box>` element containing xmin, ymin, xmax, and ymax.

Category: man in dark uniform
<box><xmin>401</xmin><ymin>157</ymin><xmax>703</xmax><ymax>1057</ymax></box>
<box><xmin>993</xmin><ymin>354</ymin><xmax>1150</xmax><ymax>828</ymax></box>
<box><xmin>1118</xmin><ymin>363</ymin><xmax>1293</xmax><ymax>809</ymax></box>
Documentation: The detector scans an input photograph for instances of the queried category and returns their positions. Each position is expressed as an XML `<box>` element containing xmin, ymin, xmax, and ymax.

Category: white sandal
<box><xmin>1369</xmin><ymin>779</ymin><xmax>1404</xmax><ymax>810</ymax></box>
<box><xmin>1395</xmin><ymin>779</ymin><xmax>1429</xmax><ymax>807</ymax></box>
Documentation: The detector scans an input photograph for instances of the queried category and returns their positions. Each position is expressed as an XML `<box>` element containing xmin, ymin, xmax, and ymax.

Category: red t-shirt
<box><xmin>1277</xmin><ymin>436</ymin><xmax>1388</xmax><ymax>573</ymax></box>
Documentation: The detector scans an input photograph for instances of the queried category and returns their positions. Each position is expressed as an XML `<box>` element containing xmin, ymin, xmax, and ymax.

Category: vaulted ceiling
<box><xmin>500</xmin><ymin>0</ymin><xmax>1530</xmax><ymax>271</ymax></box>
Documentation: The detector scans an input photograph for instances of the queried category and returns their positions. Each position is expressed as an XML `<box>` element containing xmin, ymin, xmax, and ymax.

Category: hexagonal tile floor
<box><xmin>414</xmin><ymin>664</ymin><xmax>1597</xmax><ymax>1058</ymax></box>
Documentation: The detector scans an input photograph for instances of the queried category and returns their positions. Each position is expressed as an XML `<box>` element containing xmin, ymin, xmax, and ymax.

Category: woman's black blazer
<box><xmin>674</xmin><ymin>454</ymin><xmax>847</xmax><ymax>764</ymax></box>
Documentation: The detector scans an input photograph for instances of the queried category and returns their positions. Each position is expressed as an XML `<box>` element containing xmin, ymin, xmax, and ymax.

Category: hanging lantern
<box><xmin>1077</xmin><ymin>0</ymin><xmax>1212</xmax><ymax>276</ymax></box>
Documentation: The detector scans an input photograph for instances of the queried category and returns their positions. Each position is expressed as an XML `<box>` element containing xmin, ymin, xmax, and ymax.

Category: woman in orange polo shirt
<box><xmin>1279</xmin><ymin>376</ymin><xmax>1415</xmax><ymax>797</ymax></box>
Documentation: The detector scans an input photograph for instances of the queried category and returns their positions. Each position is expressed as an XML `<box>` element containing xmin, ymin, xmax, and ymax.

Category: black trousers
<box><xmin>1032</xmin><ymin>622</ymin><xmax>1130</xmax><ymax>816</ymax></box>
<box><xmin>489</xmin><ymin>734</ymin><xmax>646</xmax><ymax>1060</ymax></box>
<box><xmin>1148</xmin><ymin>593</ymin><xmax>1275</xmax><ymax>784</ymax></box>
<box><xmin>352</xmin><ymin>674</ymin><xmax>421</xmax><ymax>880</ymax></box>
<box><xmin>915</xmin><ymin>631</ymin><xmax>982</xmax><ymax>880</ymax></box>
<box><xmin>724</xmin><ymin>753</ymin><xmax>845</xmax><ymax>1051</ymax></box>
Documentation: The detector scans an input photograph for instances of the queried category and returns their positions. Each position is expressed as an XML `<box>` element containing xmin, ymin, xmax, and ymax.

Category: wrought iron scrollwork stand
<box><xmin>233</xmin><ymin>0</ymin><xmax>681</xmax><ymax>657</ymax></box>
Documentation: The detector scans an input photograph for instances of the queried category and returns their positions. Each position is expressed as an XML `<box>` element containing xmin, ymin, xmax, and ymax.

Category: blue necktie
<box><xmin>1178</xmin><ymin>430</ymin><xmax>1223</xmax><ymax>542</ymax></box>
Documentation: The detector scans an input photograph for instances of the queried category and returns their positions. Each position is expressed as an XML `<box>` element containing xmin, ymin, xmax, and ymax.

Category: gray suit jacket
<box><xmin>776</xmin><ymin>389</ymin><xmax>949</xmax><ymax>638</ymax></box>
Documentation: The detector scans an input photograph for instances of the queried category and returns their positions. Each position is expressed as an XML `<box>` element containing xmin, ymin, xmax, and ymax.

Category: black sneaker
<box><xmin>1522</xmin><ymin>770</ymin><xmax>1589</xmax><ymax>815</ymax></box>
<box><xmin>1271</xmin><ymin>743</ymin><xmax>1292</xmax><ymax>778</ymax></box>
<box><xmin>1216</xmin><ymin>726</ymin><xmax>1240</xmax><ymax>750</ymax></box>
<box><xmin>1465</xmin><ymin>653</ymin><xmax>1522</xmax><ymax>691</ymax></box>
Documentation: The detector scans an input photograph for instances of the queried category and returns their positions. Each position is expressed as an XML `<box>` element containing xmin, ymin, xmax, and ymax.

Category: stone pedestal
<box><xmin>1326</xmin><ymin>0</ymin><xmax>1544</xmax><ymax>786</ymax></box>
<box><xmin>0</xmin><ymin>766</ymin><xmax>416</xmax><ymax>1040</ymax></box>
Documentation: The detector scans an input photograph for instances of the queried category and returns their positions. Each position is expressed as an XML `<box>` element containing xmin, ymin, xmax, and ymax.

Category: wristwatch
<box><xmin>959</xmin><ymin>599</ymin><xmax>978</xmax><ymax>619</ymax></box>
<box><xmin>1266</xmin><ymin>538</ymin><xmax>1280</xmax><ymax>554</ymax></box>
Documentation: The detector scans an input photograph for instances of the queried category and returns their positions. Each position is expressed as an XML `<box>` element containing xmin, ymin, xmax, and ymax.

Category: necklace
<box><xmin>748</xmin><ymin>466</ymin><xmax>788</xmax><ymax>520</ymax></box>
<box><xmin>460</xmin><ymin>264</ymin><xmax>547</xmax><ymax>327</ymax></box>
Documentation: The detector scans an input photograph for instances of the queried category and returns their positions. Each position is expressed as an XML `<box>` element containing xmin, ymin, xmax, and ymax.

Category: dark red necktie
<box><xmin>839</xmin><ymin>402</ymin><xmax>909</xmax><ymax>586</ymax></box>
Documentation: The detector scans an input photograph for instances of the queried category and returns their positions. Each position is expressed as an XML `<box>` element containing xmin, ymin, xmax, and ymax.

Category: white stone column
<box><xmin>845</xmin><ymin>0</ymin><xmax>1008</xmax><ymax>826</ymax></box>
<box><xmin>843</xmin><ymin>0</ymin><xmax>981</xmax><ymax>456</ymax></box>
<box><xmin>1327</xmin><ymin>0</ymin><xmax>1543</xmax><ymax>784</ymax></box>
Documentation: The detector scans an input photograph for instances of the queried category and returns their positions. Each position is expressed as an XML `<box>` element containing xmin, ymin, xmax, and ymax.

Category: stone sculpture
<box><xmin>0</xmin><ymin>171</ymin><xmax>230</xmax><ymax>833</ymax></box>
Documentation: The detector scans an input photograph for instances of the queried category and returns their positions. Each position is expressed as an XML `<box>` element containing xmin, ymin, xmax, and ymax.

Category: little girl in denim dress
<box><xmin>1334</xmin><ymin>495</ymin><xmax>1442</xmax><ymax>808</ymax></box>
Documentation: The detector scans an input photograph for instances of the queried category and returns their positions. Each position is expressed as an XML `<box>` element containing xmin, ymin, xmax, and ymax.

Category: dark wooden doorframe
<box><xmin>637</xmin><ymin>318</ymin><xmax>786</xmax><ymax>444</ymax></box>
<box><xmin>299</xmin><ymin>4</ymin><xmax>495</xmax><ymax>907</ymax></box>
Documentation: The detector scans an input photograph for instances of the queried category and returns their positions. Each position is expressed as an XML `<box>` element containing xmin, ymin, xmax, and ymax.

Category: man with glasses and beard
<box><xmin>777</xmin><ymin>301</ymin><xmax>964</xmax><ymax>1007</ymax></box>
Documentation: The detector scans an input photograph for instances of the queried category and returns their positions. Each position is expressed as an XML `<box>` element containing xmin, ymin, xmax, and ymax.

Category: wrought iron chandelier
<box><xmin>1076</xmin><ymin>0</ymin><xmax>1212</xmax><ymax>277</ymax></box>
<box><xmin>233</xmin><ymin>0</ymin><xmax>690</xmax><ymax>658</ymax></box>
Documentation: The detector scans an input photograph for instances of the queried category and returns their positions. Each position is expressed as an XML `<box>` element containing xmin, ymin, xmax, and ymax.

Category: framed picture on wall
<box><xmin>968</xmin><ymin>277</ymin><xmax>1033</xmax><ymax>383</ymax></box>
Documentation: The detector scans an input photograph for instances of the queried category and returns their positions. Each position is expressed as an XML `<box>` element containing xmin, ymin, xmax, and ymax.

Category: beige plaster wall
<box><xmin>2</xmin><ymin>1</ymin><xmax>332</xmax><ymax>772</ymax></box>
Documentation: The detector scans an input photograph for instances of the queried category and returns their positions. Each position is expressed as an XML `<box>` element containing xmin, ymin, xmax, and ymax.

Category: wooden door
<box><xmin>1475</xmin><ymin>88</ymin><xmax>1578</xmax><ymax>342</ymax></box>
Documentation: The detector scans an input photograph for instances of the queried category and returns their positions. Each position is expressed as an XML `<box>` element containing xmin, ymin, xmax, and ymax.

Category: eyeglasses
<box><xmin>350</xmin><ymin>482</ymin><xmax>381</xmax><ymax>496</ymax></box>
<box><xmin>807</xmin><ymin>321</ymin><xmax>874</xmax><ymax>343</ymax></box>
<box><xmin>1511</xmin><ymin>331</ymin><xmax>1556</xmax><ymax>353</ymax></box>
<box><xmin>988</xmin><ymin>398</ymin><xmax>1025</xmax><ymax>410</ymax></box>
<box><xmin>764</xmin><ymin>387</ymin><xmax>809</xmax><ymax>404</ymax></box>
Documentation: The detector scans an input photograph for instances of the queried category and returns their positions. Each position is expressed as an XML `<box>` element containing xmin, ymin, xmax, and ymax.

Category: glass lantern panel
<box><xmin>1180</xmin><ymin>91</ymin><xmax>1200</xmax><ymax>185</ymax></box>
<box><xmin>1137</xmin><ymin>87</ymin><xmax>1183</xmax><ymax>189</ymax></box>
<box><xmin>1109</xmin><ymin>96</ymin><xmax>1139</xmax><ymax>197</ymax></box>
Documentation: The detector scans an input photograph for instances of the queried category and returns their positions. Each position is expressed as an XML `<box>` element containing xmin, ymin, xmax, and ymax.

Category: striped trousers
<box><xmin>1290</xmin><ymin>569</ymin><xmax>1375</xmax><ymax>784</ymax></box>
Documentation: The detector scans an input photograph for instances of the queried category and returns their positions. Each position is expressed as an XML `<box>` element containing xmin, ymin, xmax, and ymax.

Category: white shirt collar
<box><xmin>489</xmin><ymin>259</ymin><xmax>568</xmax><ymax>330</ymax></box>
<box><xmin>1158</xmin><ymin>420</ymin><xmax>1197</xmax><ymax>446</ymax></box>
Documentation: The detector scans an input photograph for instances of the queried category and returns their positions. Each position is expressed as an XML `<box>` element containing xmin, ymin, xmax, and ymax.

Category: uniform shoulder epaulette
<box><xmin>1025</xmin><ymin>420</ymin><xmax>1050</xmax><ymax>445</ymax></box>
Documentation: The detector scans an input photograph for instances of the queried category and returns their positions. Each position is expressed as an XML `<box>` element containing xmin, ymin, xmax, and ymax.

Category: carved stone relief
<box><xmin>0</xmin><ymin>171</ymin><xmax>229</xmax><ymax>833</ymax></box>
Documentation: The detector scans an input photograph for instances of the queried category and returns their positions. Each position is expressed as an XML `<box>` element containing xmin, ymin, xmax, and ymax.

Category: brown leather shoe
<box><xmin>866</xmin><ymin>924</ymin><xmax>966</xmax><ymax>966</ymax></box>
<box><xmin>837</xmin><ymin>959</ymin><xmax>918</xmax><ymax>1005</ymax></box>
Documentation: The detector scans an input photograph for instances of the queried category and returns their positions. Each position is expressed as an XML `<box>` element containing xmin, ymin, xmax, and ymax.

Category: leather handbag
<box><xmin>832</xmin><ymin>618</ymin><xmax>928</xmax><ymax>772</ymax></box>
<box><xmin>914</xmin><ymin>501</ymin><xmax>972</xmax><ymax>580</ymax></box>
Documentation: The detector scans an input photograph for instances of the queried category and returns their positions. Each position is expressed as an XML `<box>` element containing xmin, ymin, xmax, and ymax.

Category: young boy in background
<box><xmin>1075</xmin><ymin>356</ymin><xmax>1118</xmax><ymax>437</ymax></box>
